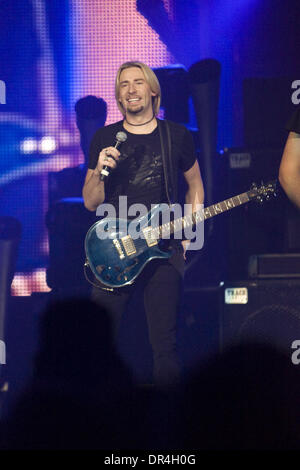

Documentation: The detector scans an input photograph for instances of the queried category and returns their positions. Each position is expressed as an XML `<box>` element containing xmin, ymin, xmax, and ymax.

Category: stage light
<box><xmin>20</xmin><ymin>138</ymin><xmax>38</xmax><ymax>154</ymax></box>
<box><xmin>38</xmin><ymin>136</ymin><xmax>56</xmax><ymax>154</ymax></box>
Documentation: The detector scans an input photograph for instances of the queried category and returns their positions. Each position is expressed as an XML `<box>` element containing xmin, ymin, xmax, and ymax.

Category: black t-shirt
<box><xmin>286</xmin><ymin>106</ymin><xmax>300</xmax><ymax>133</ymax></box>
<box><xmin>88</xmin><ymin>119</ymin><xmax>196</xmax><ymax>214</ymax></box>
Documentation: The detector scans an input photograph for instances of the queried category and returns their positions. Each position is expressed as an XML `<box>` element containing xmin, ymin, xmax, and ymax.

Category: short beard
<box><xmin>127</xmin><ymin>105</ymin><xmax>144</xmax><ymax>115</ymax></box>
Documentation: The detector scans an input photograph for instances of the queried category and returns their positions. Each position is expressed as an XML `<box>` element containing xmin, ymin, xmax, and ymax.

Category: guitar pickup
<box><xmin>142</xmin><ymin>226</ymin><xmax>158</xmax><ymax>247</ymax></box>
<box><xmin>121</xmin><ymin>235</ymin><xmax>137</xmax><ymax>256</ymax></box>
<box><xmin>113</xmin><ymin>239</ymin><xmax>125</xmax><ymax>259</ymax></box>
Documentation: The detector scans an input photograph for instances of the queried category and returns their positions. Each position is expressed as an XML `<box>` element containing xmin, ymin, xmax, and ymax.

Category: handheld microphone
<box><xmin>100</xmin><ymin>131</ymin><xmax>127</xmax><ymax>181</ymax></box>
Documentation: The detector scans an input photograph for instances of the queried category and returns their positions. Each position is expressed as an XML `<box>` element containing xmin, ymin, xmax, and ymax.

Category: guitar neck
<box><xmin>156</xmin><ymin>190</ymin><xmax>251</xmax><ymax>239</ymax></box>
<box><xmin>197</xmin><ymin>191</ymin><xmax>250</xmax><ymax>221</ymax></box>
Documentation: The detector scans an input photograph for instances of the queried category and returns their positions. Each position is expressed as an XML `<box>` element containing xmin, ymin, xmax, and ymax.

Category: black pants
<box><xmin>91</xmin><ymin>252</ymin><xmax>184</xmax><ymax>388</ymax></box>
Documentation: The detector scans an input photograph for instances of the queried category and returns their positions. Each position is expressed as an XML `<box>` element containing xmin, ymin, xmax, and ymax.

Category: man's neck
<box><xmin>123</xmin><ymin>113</ymin><xmax>157</xmax><ymax>135</ymax></box>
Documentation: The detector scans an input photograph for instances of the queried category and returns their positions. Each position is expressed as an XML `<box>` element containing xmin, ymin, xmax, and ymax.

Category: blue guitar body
<box><xmin>85</xmin><ymin>204</ymin><xmax>172</xmax><ymax>288</ymax></box>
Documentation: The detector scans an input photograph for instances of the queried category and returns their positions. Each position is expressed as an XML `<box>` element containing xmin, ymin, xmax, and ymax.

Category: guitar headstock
<box><xmin>247</xmin><ymin>180</ymin><xmax>277</xmax><ymax>203</ymax></box>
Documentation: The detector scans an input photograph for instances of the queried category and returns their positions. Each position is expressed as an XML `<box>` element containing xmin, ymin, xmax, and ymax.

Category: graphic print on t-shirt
<box><xmin>106</xmin><ymin>128</ymin><xmax>168</xmax><ymax>212</ymax></box>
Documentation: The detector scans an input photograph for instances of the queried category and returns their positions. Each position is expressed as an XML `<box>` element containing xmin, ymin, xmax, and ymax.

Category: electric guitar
<box><xmin>84</xmin><ymin>181</ymin><xmax>277</xmax><ymax>288</ymax></box>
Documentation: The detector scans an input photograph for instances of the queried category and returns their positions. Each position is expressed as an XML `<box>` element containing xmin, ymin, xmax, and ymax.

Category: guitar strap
<box><xmin>158</xmin><ymin>119</ymin><xmax>177</xmax><ymax>205</ymax></box>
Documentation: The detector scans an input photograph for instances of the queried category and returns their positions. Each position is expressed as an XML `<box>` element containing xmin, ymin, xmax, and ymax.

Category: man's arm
<box><xmin>82</xmin><ymin>168</ymin><xmax>105</xmax><ymax>211</ymax></box>
<box><xmin>279</xmin><ymin>131</ymin><xmax>300</xmax><ymax>209</ymax></box>
<box><xmin>82</xmin><ymin>146</ymin><xmax>120</xmax><ymax>211</ymax></box>
<box><xmin>184</xmin><ymin>159</ymin><xmax>205</xmax><ymax>208</ymax></box>
<box><xmin>182</xmin><ymin>160</ymin><xmax>205</xmax><ymax>256</ymax></box>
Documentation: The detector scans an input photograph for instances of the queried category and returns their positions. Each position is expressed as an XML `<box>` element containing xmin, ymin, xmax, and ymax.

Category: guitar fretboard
<box><xmin>151</xmin><ymin>191</ymin><xmax>250</xmax><ymax>239</ymax></box>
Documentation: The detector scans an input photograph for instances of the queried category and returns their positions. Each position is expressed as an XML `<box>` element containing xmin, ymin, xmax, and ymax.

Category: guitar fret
<box><xmin>213</xmin><ymin>203</ymin><xmax>223</xmax><ymax>214</ymax></box>
<box><xmin>220</xmin><ymin>201</ymin><xmax>228</xmax><ymax>212</ymax></box>
<box><xmin>204</xmin><ymin>207</ymin><xmax>212</xmax><ymax>218</ymax></box>
<box><xmin>195</xmin><ymin>211</ymin><xmax>204</xmax><ymax>222</ymax></box>
<box><xmin>184</xmin><ymin>214</ymin><xmax>193</xmax><ymax>227</ymax></box>
<box><xmin>242</xmin><ymin>192</ymin><xmax>250</xmax><ymax>203</ymax></box>
<box><xmin>224</xmin><ymin>198</ymin><xmax>235</xmax><ymax>210</ymax></box>
<box><xmin>236</xmin><ymin>193</ymin><xmax>248</xmax><ymax>205</ymax></box>
<box><xmin>161</xmin><ymin>223</ymin><xmax>171</xmax><ymax>237</ymax></box>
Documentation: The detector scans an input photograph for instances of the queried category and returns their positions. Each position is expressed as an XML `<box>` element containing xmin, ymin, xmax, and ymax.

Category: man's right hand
<box><xmin>94</xmin><ymin>146</ymin><xmax>121</xmax><ymax>176</ymax></box>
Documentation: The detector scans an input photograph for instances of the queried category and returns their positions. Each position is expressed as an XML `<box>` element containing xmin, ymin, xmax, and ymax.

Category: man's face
<box><xmin>118</xmin><ymin>67</ymin><xmax>156</xmax><ymax>117</ymax></box>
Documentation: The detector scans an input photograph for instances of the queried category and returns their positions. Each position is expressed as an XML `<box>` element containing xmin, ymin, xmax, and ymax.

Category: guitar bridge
<box><xmin>121</xmin><ymin>235</ymin><xmax>136</xmax><ymax>256</ymax></box>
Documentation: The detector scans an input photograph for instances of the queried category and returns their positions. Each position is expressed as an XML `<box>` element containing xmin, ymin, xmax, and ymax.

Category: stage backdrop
<box><xmin>0</xmin><ymin>0</ymin><xmax>175</xmax><ymax>295</ymax></box>
<box><xmin>0</xmin><ymin>0</ymin><xmax>299</xmax><ymax>295</ymax></box>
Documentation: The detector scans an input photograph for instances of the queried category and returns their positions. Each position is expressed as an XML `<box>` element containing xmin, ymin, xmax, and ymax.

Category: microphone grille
<box><xmin>116</xmin><ymin>131</ymin><xmax>127</xmax><ymax>143</ymax></box>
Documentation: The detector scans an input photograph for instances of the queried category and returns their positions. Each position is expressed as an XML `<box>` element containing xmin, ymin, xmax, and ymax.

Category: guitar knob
<box><xmin>96</xmin><ymin>265</ymin><xmax>105</xmax><ymax>273</ymax></box>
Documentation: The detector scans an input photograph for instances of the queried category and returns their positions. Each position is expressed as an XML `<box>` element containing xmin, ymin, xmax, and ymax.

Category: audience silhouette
<box><xmin>0</xmin><ymin>297</ymin><xmax>299</xmax><ymax>450</ymax></box>
<box><xmin>0</xmin><ymin>298</ymin><xmax>161</xmax><ymax>449</ymax></box>
<box><xmin>182</xmin><ymin>342</ymin><xmax>300</xmax><ymax>450</ymax></box>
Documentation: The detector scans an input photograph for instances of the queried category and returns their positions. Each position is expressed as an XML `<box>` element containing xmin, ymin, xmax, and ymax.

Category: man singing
<box><xmin>82</xmin><ymin>61</ymin><xmax>204</xmax><ymax>388</ymax></box>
